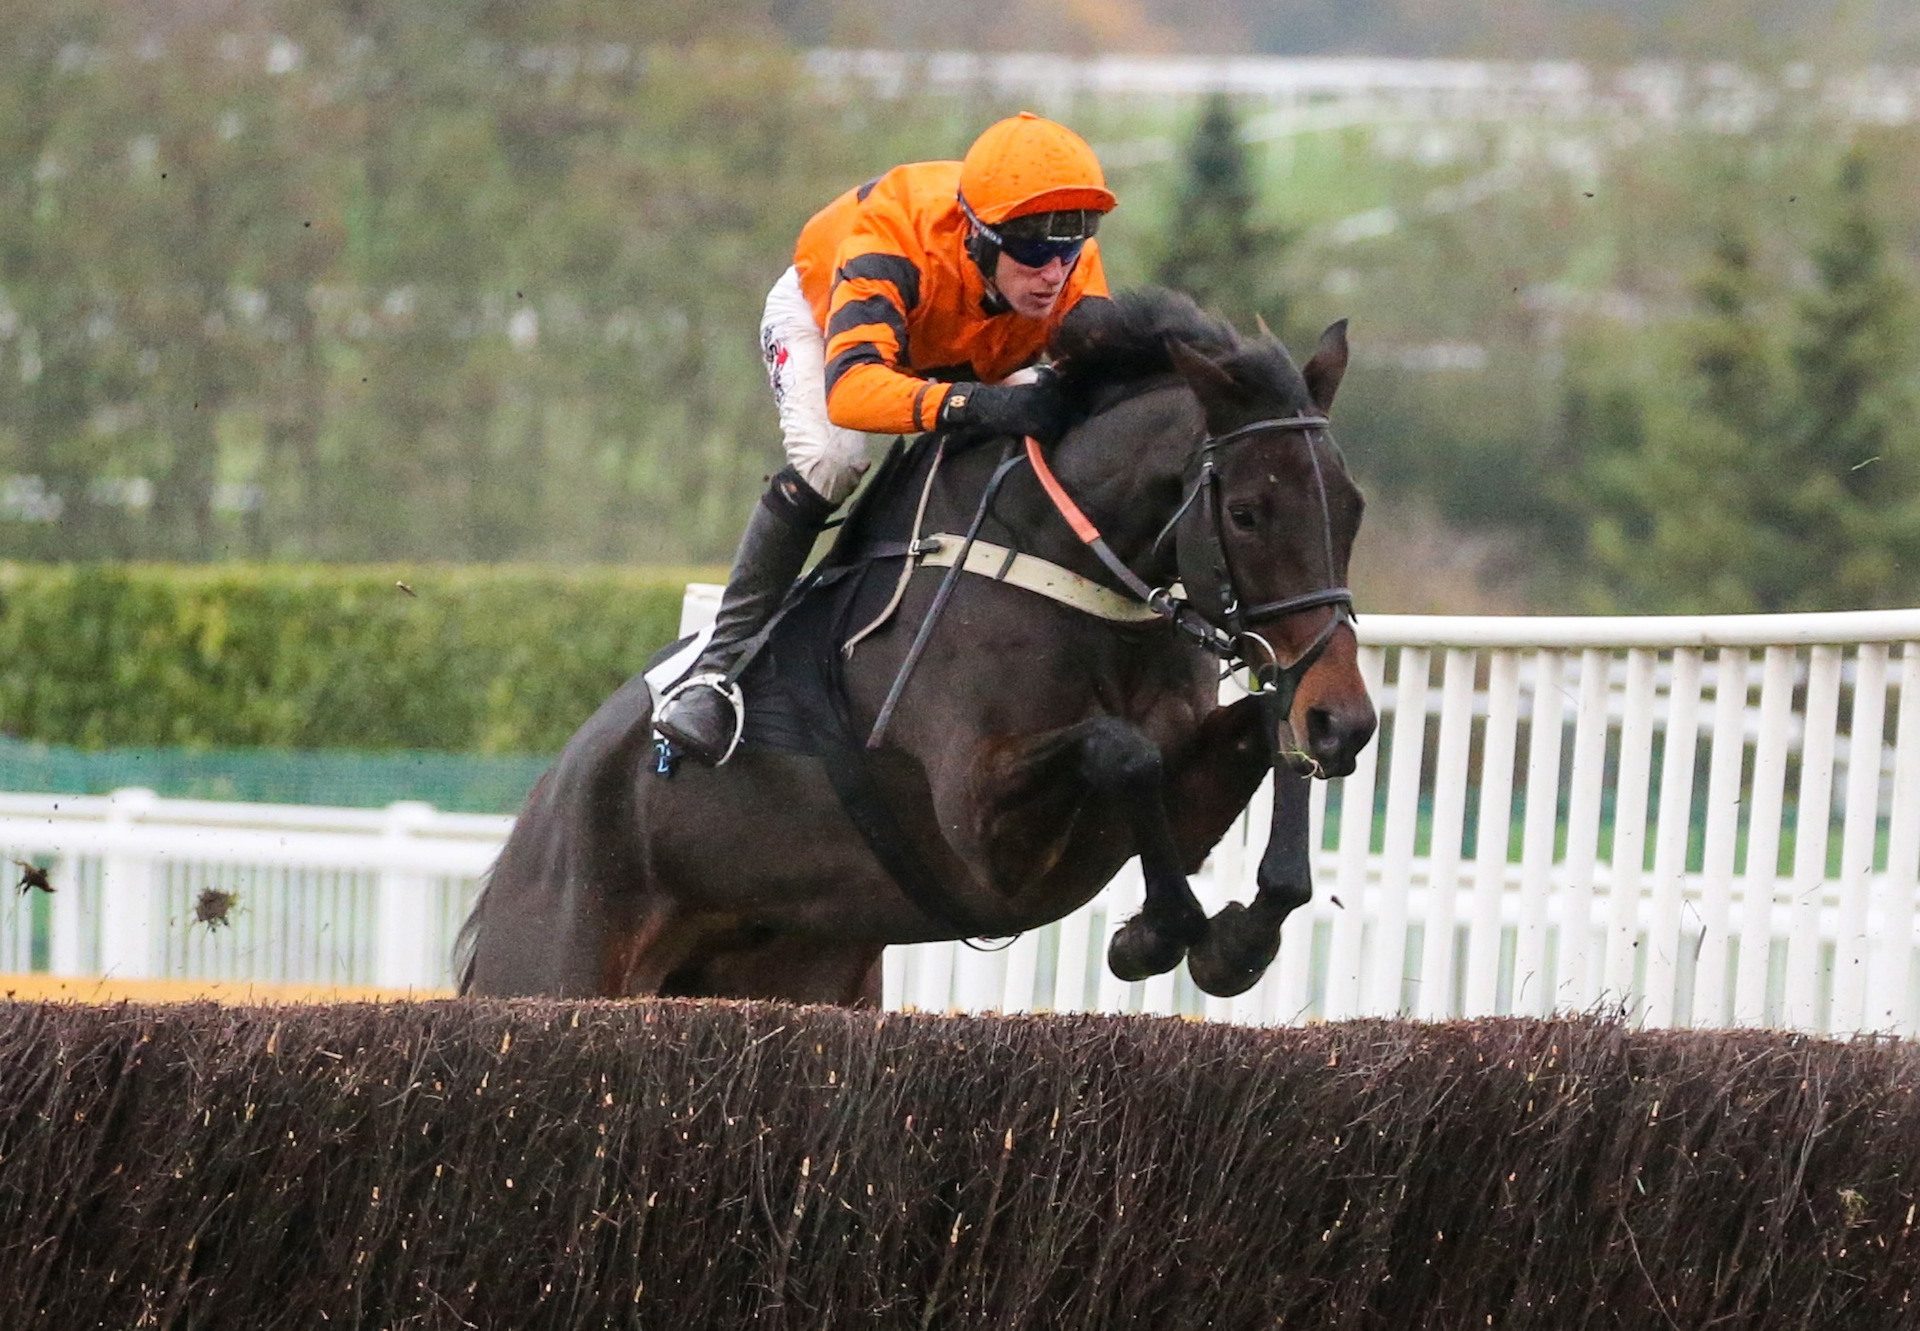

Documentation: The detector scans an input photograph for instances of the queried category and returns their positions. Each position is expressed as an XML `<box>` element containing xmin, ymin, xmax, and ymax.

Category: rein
<box><xmin>865</xmin><ymin>442</ymin><xmax>1030</xmax><ymax>748</ymax></box>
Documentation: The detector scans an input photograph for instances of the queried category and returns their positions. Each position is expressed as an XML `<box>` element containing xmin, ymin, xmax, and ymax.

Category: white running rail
<box><xmin>0</xmin><ymin>793</ymin><xmax>502</xmax><ymax>993</ymax></box>
<box><xmin>4</xmin><ymin>602</ymin><xmax>1917</xmax><ymax>1035</ymax></box>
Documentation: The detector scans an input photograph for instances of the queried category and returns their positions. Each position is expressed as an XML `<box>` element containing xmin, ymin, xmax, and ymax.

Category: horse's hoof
<box><xmin>1186</xmin><ymin>903</ymin><xmax>1283</xmax><ymax>998</ymax></box>
<box><xmin>1107</xmin><ymin>916</ymin><xmax>1189</xmax><ymax>982</ymax></box>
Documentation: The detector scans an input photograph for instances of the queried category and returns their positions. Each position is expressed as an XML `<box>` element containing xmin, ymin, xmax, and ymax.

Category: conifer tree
<box><xmin>1575</xmin><ymin>153</ymin><xmax>1920</xmax><ymax>613</ymax></box>
<box><xmin>1154</xmin><ymin>94</ymin><xmax>1291</xmax><ymax>334</ymax></box>
<box><xmin>1692</xmin><ymin>230</ymin><xmax>1780</xmax><ymax>443</ymax></box>
<box><xmin>1782</xmin><ymin>148</ymin><xmax>1920</xmax><ymax>609</ymax></box>
<box><xmin>1574</xmin><ymin>225</ymin><xmax>1784</xmax><ymax>612</ymax></box>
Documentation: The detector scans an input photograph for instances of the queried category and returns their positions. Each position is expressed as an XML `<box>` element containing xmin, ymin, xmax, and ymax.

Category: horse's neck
<box><xmin>1043</xmin><ymin>384</ymin><xmax>1197</xmax><ymax>582</ymax></box>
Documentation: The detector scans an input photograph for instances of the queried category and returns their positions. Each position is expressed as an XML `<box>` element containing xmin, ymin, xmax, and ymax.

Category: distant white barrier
<box><xmin>806</xmin><ymin>50</ymin><xmax>1920</xmax><ymax>131</ymax></box>
<box><xmin>0</xmin><ymin>792</ymin><xmax>503</xmax><ymax>992</ymax></box>
<box><xmin>5</xmin><ymin>603</ymin><xmax>1917</xmax><ymax>1035</ymax></box>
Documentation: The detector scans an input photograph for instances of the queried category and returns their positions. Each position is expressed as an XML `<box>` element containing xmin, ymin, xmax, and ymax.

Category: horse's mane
<box><xmin>1048</xmin><ymin>287</ymin><xmax>1311</xmax><ymax>412</ymax></box>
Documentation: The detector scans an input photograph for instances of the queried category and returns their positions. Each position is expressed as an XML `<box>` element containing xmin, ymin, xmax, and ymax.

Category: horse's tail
<box><xmin>451</xmin><ymin>861</ymin><xmax>495</xmax><ymax>996</ymax></box>
<box><xmin>453</xmin><ymin>763</ymin><xmax>557</xmax><ymax>996</ymax></box>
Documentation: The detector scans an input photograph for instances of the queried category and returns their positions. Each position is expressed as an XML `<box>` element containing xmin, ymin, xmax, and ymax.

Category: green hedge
<box><xmin>0</xmin><ymin>564</ymin><xmax>709</xmax><ymax>754</ymax></box>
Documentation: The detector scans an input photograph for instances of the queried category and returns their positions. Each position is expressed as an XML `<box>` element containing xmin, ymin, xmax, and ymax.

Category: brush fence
<box><xmin>4</xmin><ymin>600</ymin><xmax>1918</xmax><ymax>1035</ymax></box>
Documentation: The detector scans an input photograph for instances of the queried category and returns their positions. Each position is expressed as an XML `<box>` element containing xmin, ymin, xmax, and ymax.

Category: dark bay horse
<box><xmin>458</xmin><ymin>290</ymin><xmax>1376</xmax><ymax>1006</ymax></box>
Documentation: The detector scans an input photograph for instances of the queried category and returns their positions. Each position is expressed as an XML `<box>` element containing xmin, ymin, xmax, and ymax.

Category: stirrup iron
<box><xmin>655</xmin><ymin>672</ymin><xmax>747</xmax><ymax>766</ymax></box>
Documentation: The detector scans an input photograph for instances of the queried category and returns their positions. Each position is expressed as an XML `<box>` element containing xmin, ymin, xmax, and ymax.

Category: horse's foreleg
<box><xmin>1186</xmin><ymin>765</ymin><xmax>1314</xmax><ymax>997</ymax></box>
<box><xmin>1162</xmin><ymin>695</ymin><xmax>1273</xmax><ymax>870</ymax></box>
<box><xmin>1167</xmin><ymin>694</ymin><xmax>1319</xmax><ymax>998</ymax></box>
<box><xmin>1055</xmin><ymin>716</ymin><xmax>1210</xmax><ymax>982</ymax></box>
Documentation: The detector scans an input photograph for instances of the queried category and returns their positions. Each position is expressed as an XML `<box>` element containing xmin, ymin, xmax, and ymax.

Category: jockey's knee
<box><xmin>785</xmin><ymin>445</ymin><xmax>867</xmax><ymax>506</ymax></box>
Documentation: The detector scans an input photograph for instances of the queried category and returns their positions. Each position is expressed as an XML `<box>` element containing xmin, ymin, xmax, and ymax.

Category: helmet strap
<box><xmin>958</xmin><ymin>191</ymin><xmax>1003</xmax><ymax>280</ymax></box>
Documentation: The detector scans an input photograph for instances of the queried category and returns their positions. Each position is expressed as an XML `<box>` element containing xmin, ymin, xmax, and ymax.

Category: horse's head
<box><xmin>1163</xmin><ymin>323</ymin><xmax>1377</xmax><ymax>778</ymax></box>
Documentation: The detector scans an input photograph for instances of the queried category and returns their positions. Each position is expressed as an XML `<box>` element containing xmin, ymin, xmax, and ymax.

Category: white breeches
<box><xmin>760</xmin><ymin>266</ymin><xmax>871</xmax><ymax>505</ymax></box>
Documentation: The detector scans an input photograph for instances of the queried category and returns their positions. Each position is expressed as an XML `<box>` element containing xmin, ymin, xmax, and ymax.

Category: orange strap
<box><xmin>1024</xmin><ymin>435</ymin><xmax>1101</xmax><ymax>544</ymax></box>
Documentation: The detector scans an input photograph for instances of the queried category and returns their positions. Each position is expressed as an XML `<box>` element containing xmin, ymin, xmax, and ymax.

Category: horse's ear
<box><xmin>1166</xmin><ymin>338</ymin><xmax>1237</xmax><ymax>401</ymax></box>
<box><xmin>1301</xmin><ymin>319</ymin><xmax>1349</xmax><ymax>412</ymax></box>
<box><xmin>1254</xmin><ymin>312</ymin><xmax>1278</xmax><ymax>344</ymax></box>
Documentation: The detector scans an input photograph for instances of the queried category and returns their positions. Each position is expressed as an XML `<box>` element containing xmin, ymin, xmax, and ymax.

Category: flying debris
<box><xmin>194</xmin><ymin>887</ymin><xmax>240</xmax><ymax>929</ymax></box>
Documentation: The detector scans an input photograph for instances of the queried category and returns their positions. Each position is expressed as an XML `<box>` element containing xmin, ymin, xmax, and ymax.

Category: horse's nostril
<box><xmin>1304</xmin><ymin>704</ymin><xmax>1378</xmax><ymax>775</ymax></box>
<box><xmin>1306</xmin><ymin>707</ymin><xmax>1340</xmax><ymax>756</ymax></box>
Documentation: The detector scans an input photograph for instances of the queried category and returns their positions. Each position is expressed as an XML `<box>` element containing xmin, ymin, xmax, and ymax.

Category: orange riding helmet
<box><xmin>958</xmin><ymin>111</ymin><xmax>1116</xmax><ymax>224</ymax></box>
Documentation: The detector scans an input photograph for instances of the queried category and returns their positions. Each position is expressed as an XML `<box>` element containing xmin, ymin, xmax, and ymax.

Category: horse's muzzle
<box><xmin>1296</xmin><ymin>700</ymin><xmax>1377</xmax><ymax>779</ymax></box>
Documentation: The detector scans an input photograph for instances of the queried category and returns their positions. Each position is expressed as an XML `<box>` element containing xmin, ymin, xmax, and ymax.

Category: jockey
<box><xmin>655</xmin><ymin>111</ymin><xmax>1118</xmax><ymax>765</ymax></box>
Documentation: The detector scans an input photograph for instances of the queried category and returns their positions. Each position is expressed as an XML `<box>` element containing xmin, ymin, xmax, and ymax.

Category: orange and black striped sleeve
<box><xmin>820</xmin><ymin>219</ymin><xmax>949</xmax><ymax>436</ymax></box>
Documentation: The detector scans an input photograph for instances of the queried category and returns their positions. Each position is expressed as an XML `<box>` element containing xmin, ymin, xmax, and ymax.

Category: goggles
<box><xmin>963</xmin><ymin>201</ymin><xmax>1102</xmax><ymax>270</ymax></box>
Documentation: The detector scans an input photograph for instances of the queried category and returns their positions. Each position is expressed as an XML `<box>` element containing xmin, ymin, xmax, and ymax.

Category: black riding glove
<box><xmin>937</xmin><ymin>376</ymin><xmax>1071</xmax><ymax>445</ymax></box>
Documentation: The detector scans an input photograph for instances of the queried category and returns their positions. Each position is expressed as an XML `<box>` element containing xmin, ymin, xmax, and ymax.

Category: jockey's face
<box><xmin>993</xmin><ymin>249</ymin><xmax>1073</xmax><ymax>319</ymax></box>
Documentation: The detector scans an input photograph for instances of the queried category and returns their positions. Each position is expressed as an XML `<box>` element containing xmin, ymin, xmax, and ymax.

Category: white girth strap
<box><xmin>912</xmin><ymin>533</ymin><xmax>1169</xmax><ymax>623</ymax></box>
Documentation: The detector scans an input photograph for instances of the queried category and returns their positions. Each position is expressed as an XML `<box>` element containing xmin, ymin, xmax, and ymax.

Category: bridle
<box><xmin>1028</xmin><ymin>412</ymin><xmax>1355</xmax><ymax>716</ymax></box>
<box><xmin>1185</xmin><ymin>413</ymin><xmax>1356</xmax><ymax>712</ymax></box>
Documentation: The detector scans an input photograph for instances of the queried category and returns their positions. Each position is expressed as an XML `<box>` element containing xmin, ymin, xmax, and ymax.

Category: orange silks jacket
<box><xmin>792</xmin><ymin>160</ymin><xmax>1110</xmax><ymax>437</ymax></box>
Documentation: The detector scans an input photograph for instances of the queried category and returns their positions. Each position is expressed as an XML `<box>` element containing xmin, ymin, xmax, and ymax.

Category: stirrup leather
<box><xmin>655</xmin><ymin>672</ymin><xmax>748</xmax><ymax>766</ymax></box>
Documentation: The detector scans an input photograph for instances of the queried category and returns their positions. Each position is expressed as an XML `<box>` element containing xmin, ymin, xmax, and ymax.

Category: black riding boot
<box><xmin>653</xmin><ymin>466</ymin><xmax>835</xmax><ymax>765</ymax></box>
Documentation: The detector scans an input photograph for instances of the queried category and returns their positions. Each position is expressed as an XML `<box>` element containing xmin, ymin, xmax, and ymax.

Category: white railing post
<box><xmin>48</xmin><ymin>853</ymin><xmax>88</xmax><ymax>976</ymax></box>
<box><xmin>1049</xmin><ymin>905</ymin><xmax>1094</xmax><ymax>1013</ymax></box>
<box><xmin>1602</xmin><ymin>649</ymin><xmax>1657</xmax><ymax>1015</ymax></box>
<box><xmin>1513</xmin><ymin>649</ymin><xmax>1567</xmax><ymax>1015</ymax></box>
<box><xmin>1323</xmin><ymin>645</ymin><xmax>1387</xmax><ymax>1019</ymax></box>
<box><xmin>951</xmin><ymin>942</ymin><xmax>1008</xmax><ymax>1014</ymax></box>
<box><xmin>1783</xmin><ymin>646</ymin><xmax>1842</xmax><ymax>1031</ymax></box>
<box><xmin>1413</xmin><ymin>648</ymin><xmax>1476</xmax><ymax>1020</ymax></box>
<box><xmin>1693</xmin><ymin>649</ymin><xmax>1750</xmax><ymax>1027</ymax></box>
<box><xmin>375</xmin><ymin>801</ymin><xmax>441</xmax><ymax>990</ymax></box>
<box><xmin>1644</xmin><ymin>648</ymin><xmax>1702</xmax><ymax>1025</ymax></box>
<box><xmin>1462</xmin><ymin>650</ymin><xmax>1519</xmax><ymax>1016</ymax></box>
<box><xmin>1094</xmin><ymin>865</ymin><xmax>1143</xmax><ymax>1015</ymax></box>
<box><xmin>998</xmin><ymin>929</ymin><xmax>1042</xmax><ymax>1015</ymax></box>
<box><xmin>1558</xmin><ymin>648</ymin><xmax>1611</xmax><ymax>1010</ymax></box>
<box><xmin>1734</xmin><ymin>647</ymin><xmax>1796</xmax><ymax>1025</ymax></box>
<box><xmin>1878</xmin><ymin>644</ymin><xmax>1920</xmax><ymax>1035</ymax></box>
<box><xmin>909</xmin><ymin>935</ymin><xmax>956</xmax><ymax>1013</ymax></box>
<box><xmin>98</xmin><ymin>788</ymin><xmax>159</xmax><ymax>979</ymax></box>
<box><xmin>1370</xmin><ymin>647</ymin><xmax>1430</xmax><ymax>1016</ymax></box>
<box><xmin>1832</xmin><ymin>646</ymin><xmax>1888</xmax><ymax>1033</ymax></box>
<box><xmin>880</xmin><ymin>947</ymin><xmax>908</xmax><ymax>1011</ymax></box>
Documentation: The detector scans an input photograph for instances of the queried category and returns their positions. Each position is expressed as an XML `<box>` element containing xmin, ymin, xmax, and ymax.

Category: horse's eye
<box><xmin>1228</xmin><ymin>504</ymin><xmax>1258</xmax><ymax>531</ymax></box>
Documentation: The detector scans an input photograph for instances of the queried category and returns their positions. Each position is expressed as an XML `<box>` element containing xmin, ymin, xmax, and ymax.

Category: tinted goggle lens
<box><xmin>998</xmin><ymin>235</ymin><xmax>1087</xmax><ymax>268</ymax></box>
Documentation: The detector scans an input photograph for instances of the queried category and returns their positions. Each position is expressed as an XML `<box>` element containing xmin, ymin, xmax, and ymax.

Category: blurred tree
<box><xmin>1571</xmin><ymin>153</ymin><xmax>1920</xmax><ymax>613</ymax></box>
<box><xmin>1153</xmin><ymin>93</ymin><xmax>1291</xmax><ymax>334</ymax></box>
<box><xmin>0</xmin><ymin>1</ymin><xmax>114</xmax><ymax>562</ymax></box>
<box><xmin>1577</xmin><ymin>225</ymin><xmax>1792</xmax><ymax>612</ymax></box>
<box><xmin>1781</xmin><ymin>148</ymin><xmax>1920</xmax><ymax>609</ymax></box>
